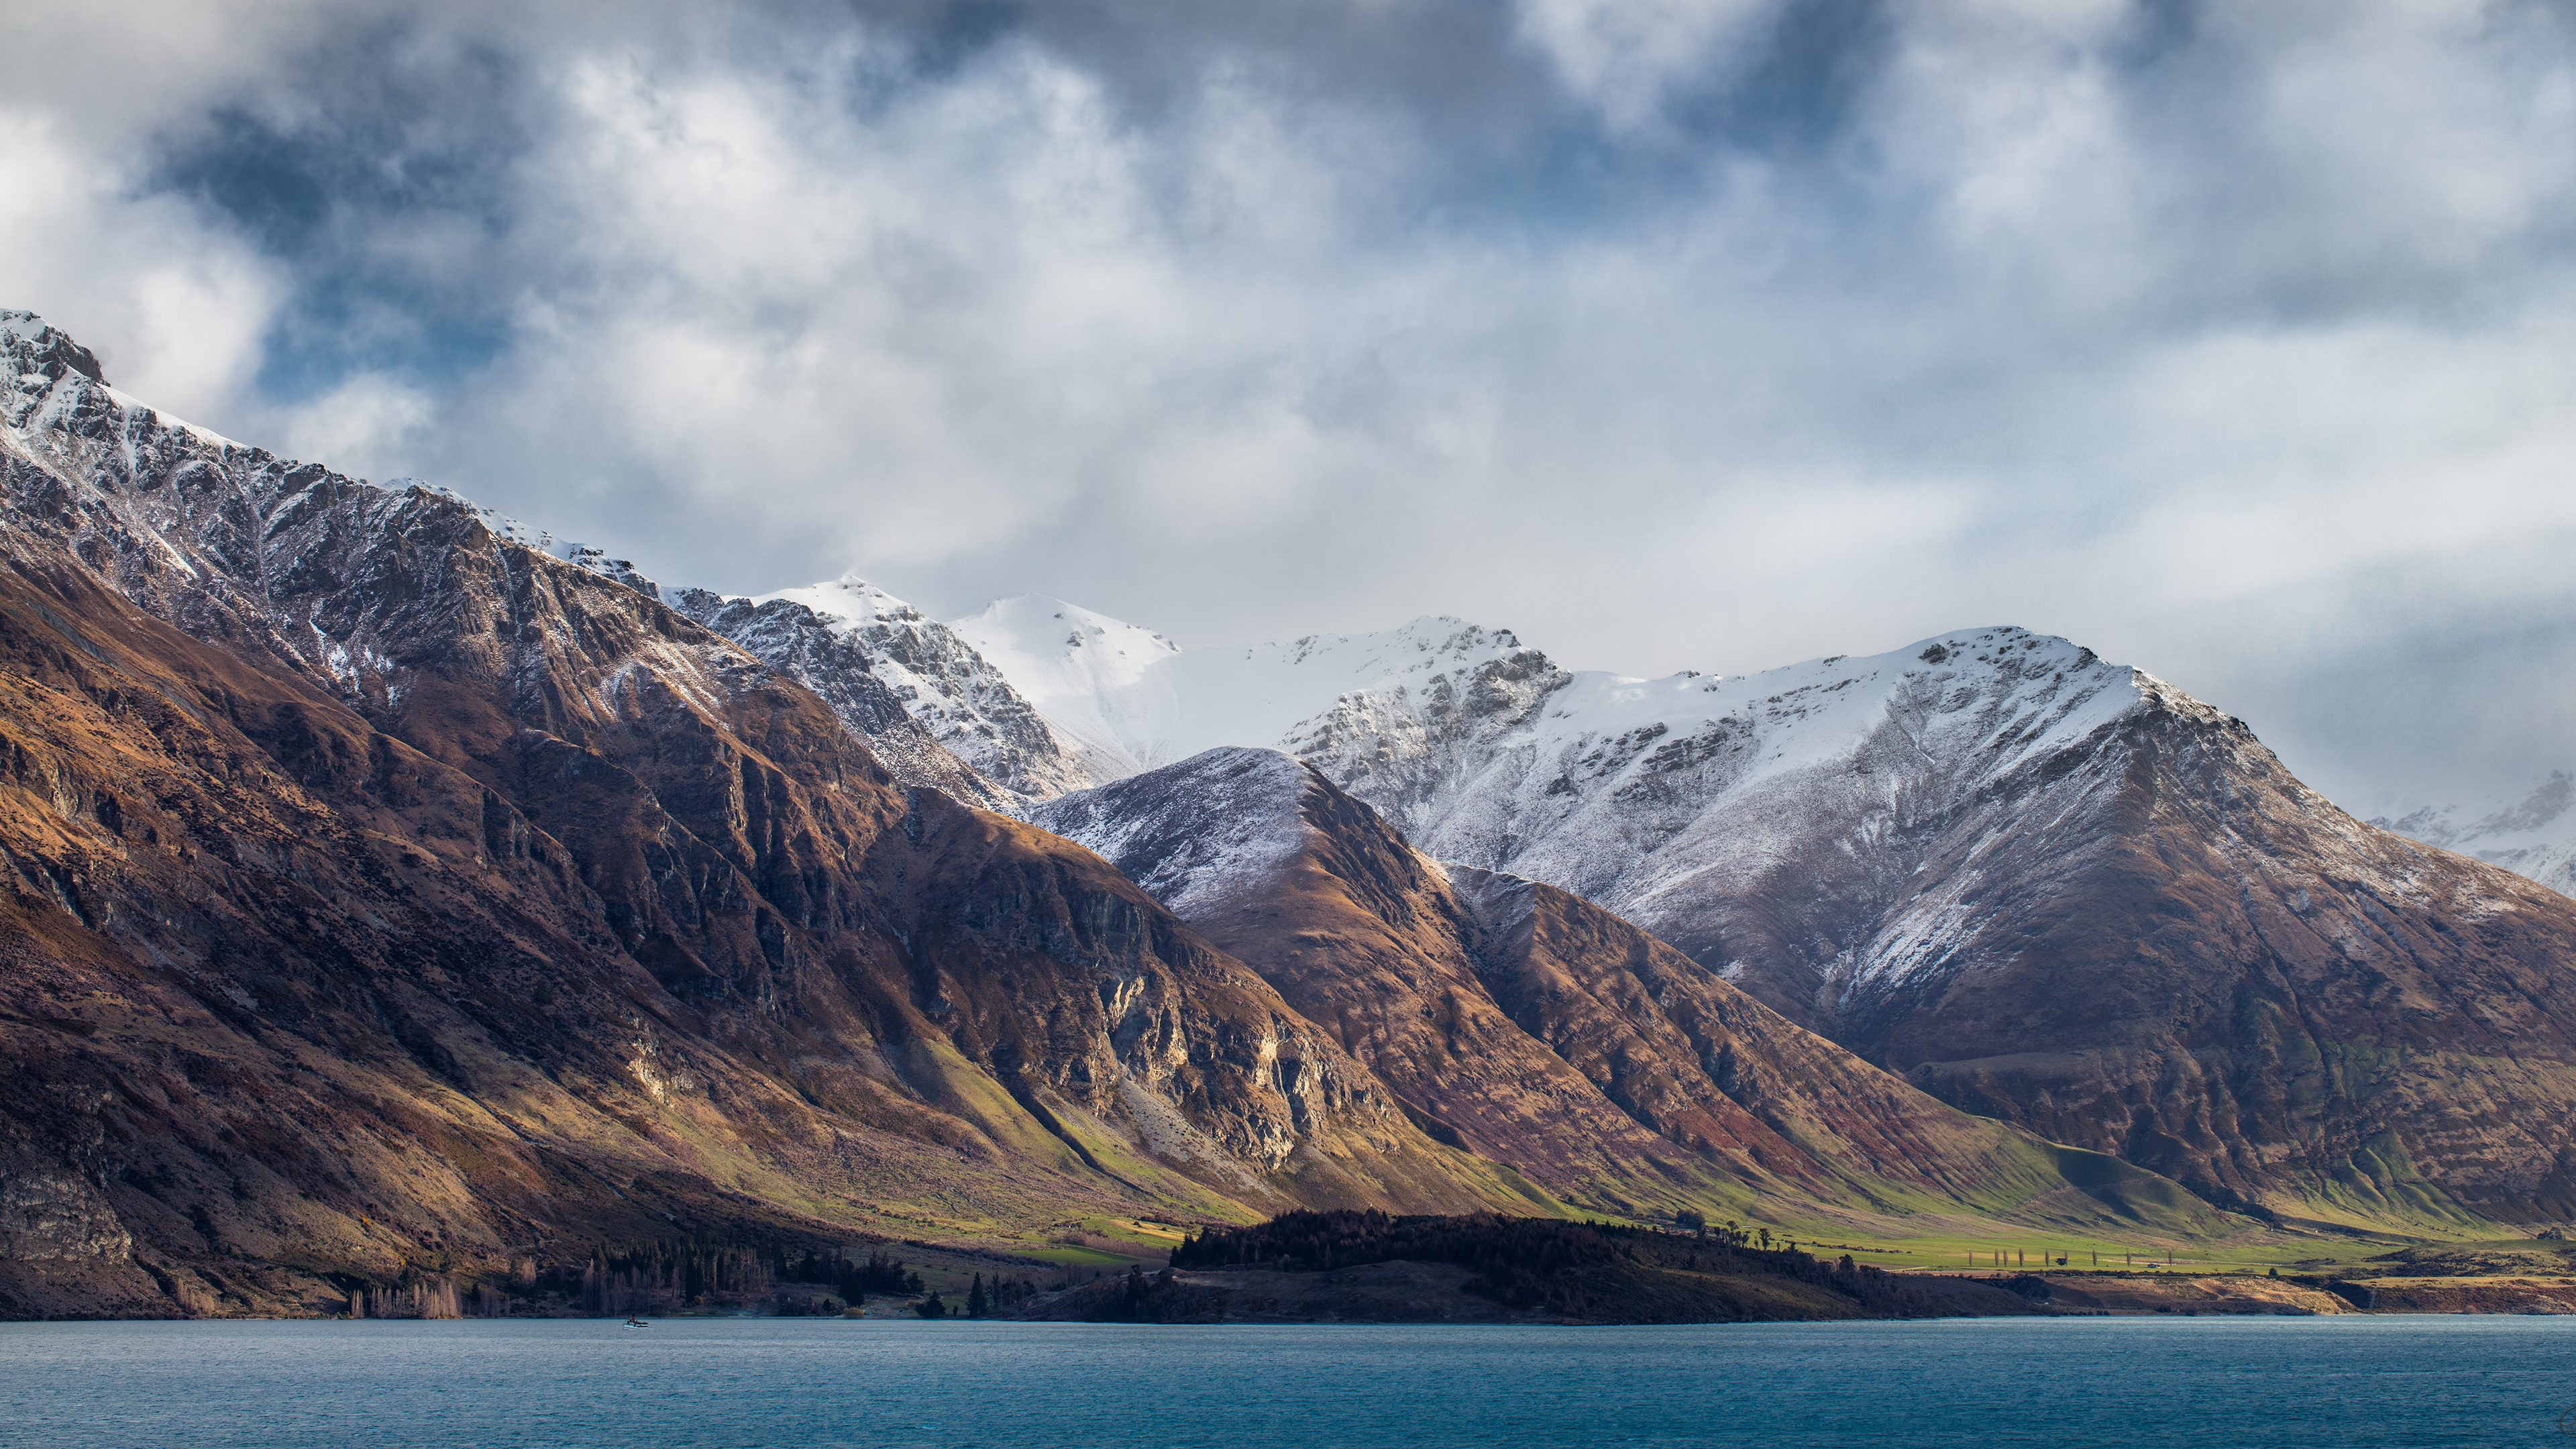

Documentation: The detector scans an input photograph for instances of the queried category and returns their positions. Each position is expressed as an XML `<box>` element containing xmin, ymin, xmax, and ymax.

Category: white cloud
<box><xmin>1513</xmin><ymin>0</ymin><xmax>1784</xmax><ymax>130</ymax></box>
<box><xmin>0</xmin><ymin>113</ymin><xmax>280</xmax><ymax>423</ymax></box>
<box><xmin>278</xmin><ymin>372</ymin><xmax>436</xmax><ymax>479</ymax></box>
<box><xmin>11</xmin><ymin>0</ymin><xmax>2576</xmax><ymax>804</ymax></box>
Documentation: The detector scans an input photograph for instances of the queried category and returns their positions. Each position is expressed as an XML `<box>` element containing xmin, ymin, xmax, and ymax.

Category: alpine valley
<box><xmin>1</xmin><ymin>309</ymin><xmax>2571</xmax><ymax>1321</ymax></box>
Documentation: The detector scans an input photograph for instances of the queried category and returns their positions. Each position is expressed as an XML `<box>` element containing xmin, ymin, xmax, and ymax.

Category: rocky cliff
<box><xmin>0</xmin><ymin>311</ymin><xmax>1527</xmax><ymax>1316</ymax></box>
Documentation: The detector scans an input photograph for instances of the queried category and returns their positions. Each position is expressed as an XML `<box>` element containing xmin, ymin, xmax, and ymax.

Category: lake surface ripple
<box><xmin>3</xmin><ymin>1315</ymin><xmax>2572</xmax><ymax>1448</ymax></box>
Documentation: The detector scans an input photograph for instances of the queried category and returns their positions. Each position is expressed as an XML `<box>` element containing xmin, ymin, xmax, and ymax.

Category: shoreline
<box><xmin>7</xmin><ymin>1301</ymin><xmax>2574</xmax><ymax>1326</ymax></box>
<box><xmin>13</xmin><ymin>1243</ymin><xmax>2575</xmax><ymax>1325</ymax></box>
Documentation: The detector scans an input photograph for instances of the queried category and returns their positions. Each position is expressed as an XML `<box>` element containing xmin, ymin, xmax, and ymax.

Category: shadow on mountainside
<box><xmin>1012</xmin><ymin>1212</ymin><xmax>2046</xmax><ymax>1325</ymax></box>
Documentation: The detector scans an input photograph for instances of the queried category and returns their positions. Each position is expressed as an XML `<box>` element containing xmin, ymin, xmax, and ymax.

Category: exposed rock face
<box><xmin>1035</xmin><ymin>748</ymin><xmax>2224</xmax><ymax>1233</ymax></box>
<box><xmin>0</xmin><ymin>311</ymin><xmax>1516</xmax><ymax>1316</ymax></box>
<box><xmin>0</xmin><ymin>1156</ymin><xmax>131</xmax><ymax>1269</ymax></box>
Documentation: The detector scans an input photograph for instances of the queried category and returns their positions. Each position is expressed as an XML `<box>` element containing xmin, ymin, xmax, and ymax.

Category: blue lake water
<box><xmin>1</xmin><ymin>1316</ymin><xmax>2571</xmax><ymax>1448</ymax></box>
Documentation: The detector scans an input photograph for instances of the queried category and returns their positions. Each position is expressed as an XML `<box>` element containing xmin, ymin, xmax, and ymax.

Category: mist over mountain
<box><xmin>2375</xmin><ymin>774</ymin><xmax>2576</xmax><ymax>899</ymax></box>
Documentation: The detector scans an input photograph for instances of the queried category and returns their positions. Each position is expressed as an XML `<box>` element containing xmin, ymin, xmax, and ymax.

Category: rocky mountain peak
<box><xmin>757</xmin><ymin>571</ymin><xmax>929</xmax><ymax>631</ymax></box>
<box><xmin>1</xmin><ymin>311</ymin><xmax>107</xmax><ymax>388</ymax></box>
<box><xmin>670</xmin><ymin>575</ymin><xmax>1103</xmax><ymax>810</ymax></box>
<box><xmin>0</xmin><ymin>311</ymin><xmax>1564</xmax><ymax>1316</ymax></box>
<box><xmin>962</xmin><ymin>604</ymin><xmax>2576</xmax><ymax>1225</ymax></box>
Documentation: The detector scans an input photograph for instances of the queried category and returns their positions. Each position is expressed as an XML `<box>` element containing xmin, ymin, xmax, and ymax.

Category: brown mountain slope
<box><xmin>1032</xmin><ymin>747</ymin><xmax>2226</xmax><ymax>1235</ymax></box>
<box><xmin>0</xmin><ymin>316</ymin><xmax>1537</xmax><ymax>1317</ymax></box>
<box><xmin>0</xmin><ymin>547</ymin><xmax>1541</xmax><ymax>1318</ymax></box>
<box><xmin>1827</xmin><ymin>680</ymin><xmax>2576</xmax><ymax>1230</ymax></box>
<box><xmin>1042</xmin><ymin>747</ymin><xmax>1733</xmax><ymax>1207</ymax></box>
<box><xmin>1275</xmin><ymin>621</ymin><xmax>2576</xmax><ymax>1230</ymax></box>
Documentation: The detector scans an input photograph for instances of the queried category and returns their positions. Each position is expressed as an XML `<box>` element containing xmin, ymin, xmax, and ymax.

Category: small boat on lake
<box><xmin>623</xmin><ymin>1318</ymin><xmax>649</xmax><ymax>1328</ymax></box>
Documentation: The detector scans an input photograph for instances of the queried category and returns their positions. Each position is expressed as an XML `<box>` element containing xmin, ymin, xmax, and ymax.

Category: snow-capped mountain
<box><xmin>2375</xmin><ymin>773</ymin><xmax>2576</xmax><ymax>897</ymax></box>
<box><xmin>955</xmin><ymin>608</ymin><xmax>1550</xmax><ymax>774</ymax></box>
<box><xmin>947</xmin><ymin>595</ymin><xmax>1181</xmax><ymax>777</ymax></box>
<box><xmin>945</xmin><ymin>612</ymin><xmax>2181</xmax><ymax>1012</ymax></box>
<box><xmin>682</xmin><ymin>583</ymin><xmax>1530</xmax><ymax>810</ymax></box>
<box><xmin>938</xmin><ymin>602</ymin><xmax>2576</xmax><ymax>1226</ymax></box>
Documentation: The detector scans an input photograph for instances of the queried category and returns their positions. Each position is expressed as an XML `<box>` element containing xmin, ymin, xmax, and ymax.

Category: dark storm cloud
<box><xmin>9</xmin><ymin>0</ymin><xmax>2576</xmax><ymax>812</ymax></box>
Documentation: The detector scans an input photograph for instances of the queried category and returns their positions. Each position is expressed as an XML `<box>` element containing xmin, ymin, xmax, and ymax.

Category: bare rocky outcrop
<box><xmin>1039</xmin><ymin>749</ymin><xmax>1727</xmax><ymax>1208</ymax></box>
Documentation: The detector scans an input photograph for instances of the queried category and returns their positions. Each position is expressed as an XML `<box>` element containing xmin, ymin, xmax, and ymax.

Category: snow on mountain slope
<box><xmin>1027</xmin><ymin>747</ymin><xmax>1316</xmax><ymax>920</ymax></box>
<box><xmin>948</xmin><ymin>595</ymin><xmax>1183</xmax><ymax>779</ymax></box>
<box><xmin>0</xmin><ymin>308</ymin><xmax>1069</xmax><ymax>816</ymax></box>
<box><xmin>947</xmin><ymin>601</ymin><xmax>2149</xmax><ymax>985</ymax></box>
<box><xmin>2375</xmin><ymin>773</ymin><xmax>2576</xmax><ymax>897</ymax></box>
<box><xmin>954</xmin><ymin>594</ymin><xmax>1182</xmax><ymax>705</ymax></box>
<box><xmin>950</xmin><ymin>606</ymin><xmax>1548</xmax><ymax>775</ymax></box>
<box><xmin>1286</xmin><ymin>627</ymin><xmax>2147</xmax><ymax>979</ymax></box>
<box><xmin>0</xmin><ymin>311</ymin><xmax>780</xmax><ymax>747</ymax></box>
<box><xmin>670</xmin><ymin>574</ymin><xmax>1090</xmax><ymax>808</ymax></box>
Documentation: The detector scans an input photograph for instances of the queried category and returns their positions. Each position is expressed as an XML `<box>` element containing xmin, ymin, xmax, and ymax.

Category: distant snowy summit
<box><xmin>948</xmin><ymin>595</ymin><xmax>1181</xmax><ymax>779</ymax></box>
<box><xmin>956</xmin><ymin>607</ymin><xmax>1541</xmax><ymax>780</ymax></box>
<box><xmin>667</xmin><ymin>572</ymin><xmax>1097</xmax><ymax>808</ymax></box>
<box><xmin>947</xmin><ymin>607</ymin><xmax>2196</xmax><ymax>1002</ymax></box>
<box><xmin>680</xmin><ymin>566</ymin><xmax>1575</xmax><ymax>814</ymax></box>
<box><xmin>716</xmin><ymin>565</ymin><xmax>2226</xmax><ymax>990</ymax></box>
<box><xmin>2375</xmin><ymin>773</ymin><xmax>2576</xmax><ymax>896</ymax></box>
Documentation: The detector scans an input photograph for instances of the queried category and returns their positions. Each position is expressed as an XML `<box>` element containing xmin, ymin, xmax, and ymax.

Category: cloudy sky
<box><xmin>7</xmin><ymin>0</ymin><xmax>2576</xmax><ymax>811</ymax></box>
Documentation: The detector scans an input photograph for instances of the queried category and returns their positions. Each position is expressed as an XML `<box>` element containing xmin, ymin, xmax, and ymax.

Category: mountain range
<box><xmin>2375</xmin><ymin>775</ymin><xmax>2576</xmax><ymax>898</ymax></box>
<box><xmin>1</xmin><ymin>307</ymin><xmax>2571</xmax><ymax>1318</ymax></box>
<box><xmin>714</xmin><ymin>525</ymin><xmax>2576</xmax><ymax>1232</ymax></box>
